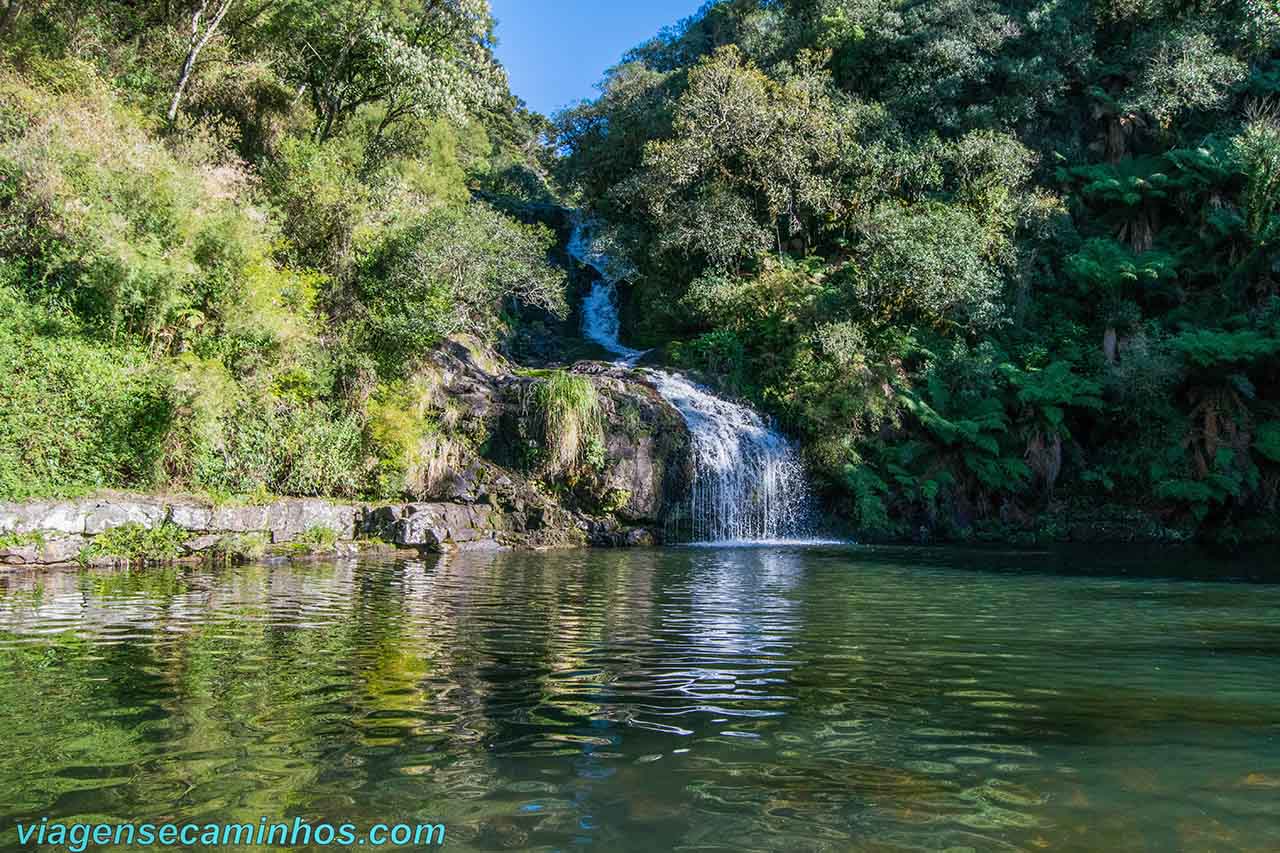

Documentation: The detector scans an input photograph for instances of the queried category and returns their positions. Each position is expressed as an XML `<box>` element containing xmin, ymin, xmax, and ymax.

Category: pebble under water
<box><xmin>1</xmin><ymin>545</ymin><xmax>1278</xmax><ymax>852</ymax></box>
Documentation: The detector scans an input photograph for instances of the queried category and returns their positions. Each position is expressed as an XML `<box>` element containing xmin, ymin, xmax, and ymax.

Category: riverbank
<box><xmin>0</xmin><ymin>485</ymin><xmax>656</xmax><ymax>568</ymax></box>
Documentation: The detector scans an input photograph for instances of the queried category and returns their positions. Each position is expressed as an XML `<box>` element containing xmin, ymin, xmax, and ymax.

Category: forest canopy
<box><xmin>553</xmin><ymin>0</ymin><xmax>1280</xmax><ymax>542</ymax></box>
<box><xmin>0</xmin><ymin>0</ymin><xmax>1276</xmax><ymax>543</ymax></box>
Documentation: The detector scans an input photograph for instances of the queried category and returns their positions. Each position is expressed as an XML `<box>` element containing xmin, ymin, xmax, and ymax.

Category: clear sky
<box><xmin>490</xmin><ymin>0</ymin><xmax>700</xmax><ymax>116</ymax></box>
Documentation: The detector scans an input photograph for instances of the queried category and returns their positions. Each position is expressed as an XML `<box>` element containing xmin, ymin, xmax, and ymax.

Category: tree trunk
<box><xmin>167</xmin><ymin>0</ymin><xmax>234</xmax><ymax>123</ymax></box>
<box><xmin>1103</xmin><ymin>327</ymin><xmax>1118</xmax><ymax>365</ymax></box>
<box><xmin>0</xmin><ymin>0</ymin><xmax>25</xmax><ymax>38</ymax></box>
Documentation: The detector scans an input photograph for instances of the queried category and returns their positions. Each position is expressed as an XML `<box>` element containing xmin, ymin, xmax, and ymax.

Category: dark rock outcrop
<box><xmin>406</xmin><ymin>336</ymin><xmax>693</xmax><ymax>540</ymax></box>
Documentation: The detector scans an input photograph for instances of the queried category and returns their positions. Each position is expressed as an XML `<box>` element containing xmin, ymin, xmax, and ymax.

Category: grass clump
<box><xmin>210</xmin><ymin>532</ymin><xmax>271</xmax><ymax>563</ymax></box>
<box><xmin>0</xmin><ymin>530</ymin><xmax>47</xmax><ymax>550</ymax></box>
<box><xmin>79</xmin><ymin>522</ymin><xmax>186</xmax><ymax>566</ymax></box>
<box><xmin>528</xmin><ymin>371</ymin><xmax>605</xmax><ymax>476</ymax></box>
<box><xmin>286</xmin><ymin>525</ymin><xmax>340</xmax><ymax>556</ymax></box>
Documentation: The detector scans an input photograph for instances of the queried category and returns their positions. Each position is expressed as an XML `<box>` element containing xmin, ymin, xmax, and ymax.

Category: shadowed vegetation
<box><xmin>555</xmin><ymin>0</ymin><xmax>1280</xmax><ymax>543</ymax></box>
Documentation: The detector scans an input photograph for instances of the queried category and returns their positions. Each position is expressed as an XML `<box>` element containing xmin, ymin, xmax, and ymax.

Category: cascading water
<box><xmin>581</xmin><ymin>281</ymin><xmax>647</xmax><ymax>365</ymax></box>
<box><xmin>569</xmin><ymin>223</ymin><xmax>817</xmax><ymax>544</ymax></box>
<box><xmin>647</xmin><ymin>371</ymin><xmax>815</xmax><ymax>543</ymax></box>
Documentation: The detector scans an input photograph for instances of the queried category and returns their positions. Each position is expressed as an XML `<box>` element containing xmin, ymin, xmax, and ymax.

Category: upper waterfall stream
<box><xmin>568</xmin><ymin>224</ymin><xmax>817</xmax><ymax>544</ymax></box>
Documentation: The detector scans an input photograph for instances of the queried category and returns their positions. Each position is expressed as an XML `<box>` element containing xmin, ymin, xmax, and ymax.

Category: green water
<box><xmin>1</xmin><ymin>546</ymin><xmax>1278</xmax><ymax>852</ymax></box>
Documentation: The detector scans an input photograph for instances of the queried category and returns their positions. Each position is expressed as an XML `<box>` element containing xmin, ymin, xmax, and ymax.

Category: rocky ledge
<box><xmin>2</xmin><ymin>337</ymin><xmax>697</xmax><ymax>568</ymax></box>
<box><xmin>0</xmin><ymin>483</ymin><xmax>661</xmax><ymax>568</ymax></box>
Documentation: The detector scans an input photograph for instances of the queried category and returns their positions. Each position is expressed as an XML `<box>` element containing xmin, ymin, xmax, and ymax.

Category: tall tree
<box><xmin>167</xmin><ymin>0</ymin><xmax>237</xmax><ymax>122</ymax></box>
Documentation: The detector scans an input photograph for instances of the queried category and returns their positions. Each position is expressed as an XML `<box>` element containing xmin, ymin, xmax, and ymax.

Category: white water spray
<box><xmin>568</xmin><ymin>222</ymin><xmax>817</xmax><ymax>544</ymax></box>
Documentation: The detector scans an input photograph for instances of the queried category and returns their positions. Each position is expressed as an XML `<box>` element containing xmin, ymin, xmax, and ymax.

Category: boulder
<box><xmin>83</xmin><ymin>499</ymin><xmax>167</xmax><ymax>535</ymax></box>
<box><xmin>0</xmin><ymin>500</ymin><xmax>88</xmax><ymax>535</ymax></box>
<box><xmin>389</xmin><ymin>502</ymin><xmax>500</xmax><ymax>550</ymax></box>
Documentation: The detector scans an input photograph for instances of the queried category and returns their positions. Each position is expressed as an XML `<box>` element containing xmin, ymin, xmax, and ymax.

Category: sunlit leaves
<box><xmin>636</xmin><ymin>45</ymin><xmax>844</xmax><ymax>269</ymax></box>
<box><xmin>354</xmin><ymin>203</ymin><xmax>567</xmax><ymax>373</ymax></box>
<box><xmin>1126</xmin><ymin>27</ymin><xmax>1247</xmax><ymax>126</ymax></box>
<box><xmin>847</xmin><ymin>201</ymin><xmax>1005</xmax><ymax>332</ymax></box>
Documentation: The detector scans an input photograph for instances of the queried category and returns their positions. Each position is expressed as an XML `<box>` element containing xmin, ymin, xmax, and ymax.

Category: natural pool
<box><xmin>0</xmin><ymin>545</ymin><xmax>1277</xmax><ymax>852</ymax></box>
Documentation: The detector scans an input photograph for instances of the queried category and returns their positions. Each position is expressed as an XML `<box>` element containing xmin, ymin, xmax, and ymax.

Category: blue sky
<box><xmin>490</xmin><ymin>0</ymin><xmax>700</xmax><ymax>116</ymax></box>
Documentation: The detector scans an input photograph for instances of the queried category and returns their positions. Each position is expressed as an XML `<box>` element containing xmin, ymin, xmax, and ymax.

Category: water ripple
<box><xmin>0</xmin><ymin>547</ymin><xmax>1278</xmax><ymax>851</ymax></box>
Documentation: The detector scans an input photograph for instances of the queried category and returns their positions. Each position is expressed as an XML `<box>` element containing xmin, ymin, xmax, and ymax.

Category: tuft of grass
<box><xmin>210</xmin><ymin>532</ymin><xmax>270</xmax><ymax>563</ymax></box>
<box><xmin>79</xmin><ymin>523</ymin><xmax>186</xmax><ymax>566</ymax></box>
<box><xmin>286</xmin><ymin>525</ymin><xmax>340</xmax><ymax>555</ymax></box>
<box><xmin>0</xmin><ymin>530</ymin><xmax>47</xmax><ymax>550</ymax></box>
<box><xmin>528</xmin><ymin>371</ymin><xmax>604</xmax><ymax>476</ymax></box>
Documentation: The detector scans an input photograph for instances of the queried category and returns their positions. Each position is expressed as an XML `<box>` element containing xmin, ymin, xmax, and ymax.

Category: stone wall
<box><xmin>0</xmin><ymin>487</ymin><xmax>655</xmax><ymax>568</ymax></box>
<box><xmin>0</xmin><ymin>496</ymin><xmax>362</xmax><ymax>567</ymax></box>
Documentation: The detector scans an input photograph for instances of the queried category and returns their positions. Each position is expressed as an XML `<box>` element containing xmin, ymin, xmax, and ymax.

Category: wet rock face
<box><xmin>421</xmin><ymin>337</ymin><xmax>694</xmax><ymax>535</ymax></box>
<box><xmin>584</xmin><ymin>372</ymin><xmax>694</xmax><ymax>526</ymax></box>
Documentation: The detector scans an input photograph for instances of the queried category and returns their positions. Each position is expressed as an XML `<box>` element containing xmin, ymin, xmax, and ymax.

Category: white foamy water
<box><xmin>568</xmin><ymin>223</ymin><xmax>649</xmax><ymax>365</ymax></box>
<box><xmin>569</xmin><ymin>221</ymin><xmax>818</xmax><ymax>544</ymax></box>
<box><xmin>581</xmin><ymin>281</ymin><xmax>648</xmax><ymax>364</ymax></box>
<box><xmin>647</xmin><ymin>369</ymin><xmax>816</xmax><ymax>543</ymax></box>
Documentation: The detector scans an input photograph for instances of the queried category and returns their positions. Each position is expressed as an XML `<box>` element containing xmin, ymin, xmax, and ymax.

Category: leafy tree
<box><xmin>352</xmin><ymin>203</ymin><xmax>567</xmax><ymax>373</ymax></box>
<box><xmin>265</xmin><ymin>0</ymin><xmax>505</xmax><ymax>143</ymax></box>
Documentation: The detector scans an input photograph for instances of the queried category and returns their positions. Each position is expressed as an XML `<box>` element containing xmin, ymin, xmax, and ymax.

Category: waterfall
<box><xmin>647</xmin><ymin>370</ymin><xmax>815</xmax><ymax>543</ymax></box>
<box><xmin>568</xmin><ymin>223</ymin><xmax>817</xmax><ymax>544</ymax></box>
<box><xmin>581</xmin><ymin>281</ymin><xmax>647</xmax><ymax>365</ymax></box>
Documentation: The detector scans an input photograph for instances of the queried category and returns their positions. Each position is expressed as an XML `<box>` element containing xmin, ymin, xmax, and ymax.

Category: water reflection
<box><xmin>0</xmin><ymin>547</ymin><xmax>1278</xmax><ymax>851</ymax></box>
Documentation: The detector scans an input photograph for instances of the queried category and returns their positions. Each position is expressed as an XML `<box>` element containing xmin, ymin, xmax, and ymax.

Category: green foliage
<box><xmin>1256</xmin><ymin>423</ymin><xmax>1280</xmax><ymax>464</ymax></box>
<box><xmin>559</xmin><ymin>0</ymin><xmax>1280</xmax><ymax>540</ymax></box>
<box><xmin>1</xmin><ymin>0</ymin><xmax>1277</xmax><ymax>543</ymax></box>
<box><xmin>364</xmin><ymin>376</ymin><xmax>470</xmax><ymax>500</ymax></box>
<box><xmin>527</xmin><ymin>372</ymin><xmax>604</xmax><ymax>477</ymax></box>
<box><xmin>263</xmin><ymin>0</ymin><xmax>505</xmax><ymax>143</ymax></box>
<box><xmin>671</xmin><ymin>329</ymin><xmax>748</xmax><ymax>392</ymax></box>
<box><xmin>353</xmin><ymin>203</ymin><xmax>568</xmax><ymax>374</ymax></box>
<box><xmin>186</xmin><ymin>397</ymin><xmax>366</xmax><ymax>499</ymax></box>
<box><xmin>0</xmin><ymin>12</ymin><xmax>566</xmax><ymax>507</ymax></box>
<box><xmin>0</xmin><ymin>68</ymin><xmax>312</xmax><ymax>352</ymax></box>
<box><xmin>0</xmin><ymin>530</ymin><xmax>47</xmax><ymax>550</ymax></box>
<box><xmin>287</xmin><ymin>525</ymin><xmax>341</xmax><ymax>555</ymax></box>
<box><xmin>80</xmin><ymin>523</ymin><xmax>187</xmax><ymax>566</ymax></box>
<box><xmin>846</xmin><ymin>201</ymin><xmax>1006</xmax><ymax>331</ymax></box>
<box><xmin>1171</xmin><ymin>327</ymin><xmax>1280</xmax><ymax>368</ymax></box>
<box><xmin>1234</xmin><ymin>117</ymin><xmax>1280</xmax><ymax>244</ymax></box>
<box><xmin>636</xmin><ymin>45</ymin><xmax>844</xmax><ymax>270</ymax></box>
<box><xmin>0</xmin><ymin>287</ymin><xmax>172</xmax><ymax>500</ymax></box>
<box><xmin>211</xmin><ymin>532</ymin><xmax>271</xmax><ymax>563</ymax></box>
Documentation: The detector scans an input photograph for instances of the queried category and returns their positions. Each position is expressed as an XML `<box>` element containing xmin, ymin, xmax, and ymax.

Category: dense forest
<box><xmin>556</xmin><ymin>0</ymin><xmax>1280</xmax><ymax>543</ymax></box>
<box><xmin>0</xmin><ymin>0</ymin><xmax>1278</xmax><ymax>543</ymax></box>
<box><xmin>0</xmin><ymin>0</ymin><xmax>568</xmax><ymax>506</ymax></box>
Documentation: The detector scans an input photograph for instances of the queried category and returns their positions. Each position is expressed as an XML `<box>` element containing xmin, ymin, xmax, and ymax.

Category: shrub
<box><xmin>0</xmin><ymin>286</ymin><xmax>173</xmax><ymax>500</ymax></box>
<box><xmin>0</xmin><ymin>531</ymin><xmax>47</xmax><ymax>550</ymax></box>
<box><xmin>210</xmin><ymin>532</ymin><xmax>270</xmax><ymax>563</ymax></box>
<box><xmin>287</xmin><ymin>525</ymin><xmax>340</xmax><ymax>555</ymax></box>
<box><xmin>352</xmin><ymin>203</ymin><xmax>568</xmax><ymax>374</ymax></box>
<box><xmin>79</xmin><ymin>523</ymin><xmax>186</xmax><ymax>566</ymax></box>
<box><xmin>527</xmin><ymin>371</ymin><xmax>604</xmax><ymax>476</ymax></box>
<box><xmin>365</xmin><ymin>378</ymin><xmax>467</xmax><ymax>500</ymax></box>
<box><xmin>187</xmin><ymin>397</ymin><xmax>366</xmax><ymax>499</ymax></box>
